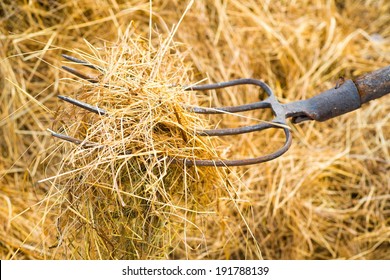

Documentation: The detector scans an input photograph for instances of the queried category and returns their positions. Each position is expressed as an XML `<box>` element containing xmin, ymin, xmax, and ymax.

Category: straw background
<box><xmin>1</xmin><ymin>0</ymin><xmax>389</xmax><ymax>259</ymax></box>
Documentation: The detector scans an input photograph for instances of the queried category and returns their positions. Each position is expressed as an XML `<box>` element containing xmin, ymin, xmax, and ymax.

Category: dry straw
<box><xmin>1</xmin><ymin>0</ymin><xmax>389</xmax><ymax>259</ymax></box>
<box><xmin>45</xmin><ymin>23</ymin><xmax>236</xmax><ymax>259</ymax></box>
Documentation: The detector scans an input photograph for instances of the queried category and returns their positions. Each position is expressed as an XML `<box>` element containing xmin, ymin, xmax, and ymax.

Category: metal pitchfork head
<box><xmin>52</xmin><ymin>54</ymin><xmax>390</xmax><ymax>167</ymax></box>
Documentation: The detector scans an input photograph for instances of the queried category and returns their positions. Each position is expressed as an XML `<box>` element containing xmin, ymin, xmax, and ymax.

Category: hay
<box><xmin>1</xmin><ymin>0</ymin><xmax>389</xmax><ymax>259</ymax></box>
<box><xmin>44</xmin><ymin>23</ymin><xmax>234</xmax><ymax>259</ymax></box>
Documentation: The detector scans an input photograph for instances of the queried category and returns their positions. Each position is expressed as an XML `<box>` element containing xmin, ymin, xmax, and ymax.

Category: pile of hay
<box><xmin>1</xmin><ymin>0</ymin><xmax>389</xmax><ymax>259</ymax></box>
<box><xmin>45</xmin><ymin>24</ymin><xmax>233</xmax><ymax>259</ymax></box>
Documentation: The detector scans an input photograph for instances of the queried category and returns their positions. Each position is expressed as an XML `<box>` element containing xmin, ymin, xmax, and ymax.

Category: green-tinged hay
<box><xmin>48</xmin><ymin>27</ymin><xmax>228</xmax><ymax>259</ymax></box>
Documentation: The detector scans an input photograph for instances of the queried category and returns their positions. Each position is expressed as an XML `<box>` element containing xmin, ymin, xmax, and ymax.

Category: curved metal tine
<box><xmin>188</xmin><ymin>99</ymin><xmax>271</xmax><ymax>114</ymax></box>
<box><xmin>185</xmin><ymin>79</ymin><xmax>274</xmax><ymax>113</ymax></box>
<box><xmin>61</xmin><ymin>66</ymin><xmax>99</xmax><ymax>83</ymax></box>
<box><xmin>61</xmin><ymin>54</ymin><xmax>102</xmax><ymax>71</ymax></box>
<box><xmin>50</xmin><ymin>130</ymin><xmax>98</xmax><ymax>148</ymax></box>
<box><xmin>61</xmin><ymin>54</ymin><xmax>104</xmax><ymax>83</ymax></box>
<box><xmin>58</xmin><ymin>95</ymin><xmax>106</xmax><ymax>115</ymax></box>
<box><xmin>172</xmin><ymin>127</ymin><xmax>292</xmax><ymax>167</ymax></box>
<box><xmin>185</xmin><ymin>78</ymin><xmax>274</xmax><ymax>96</ymax></box>
<box><xmin>186</xmin><ymin>78</ymin><xmax>282</xmax><ymax>136</ymax></box>
<box><xmin>185</xmin><ymin>78</ymin><xmax>273</xmax><ymax>114</ymax></box>
<box><xmin>198</xmin><ymin>120</ymin><xmax>281</xmax><ymax>136</ymax></box>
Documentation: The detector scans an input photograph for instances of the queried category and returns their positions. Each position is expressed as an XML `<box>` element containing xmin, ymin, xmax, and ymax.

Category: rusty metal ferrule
<box><xmin>287</xmin><ymin>79</ymin><xmax>361</xmax><ymax>123</ymax></box>
<box><xmin>354</xmin><ymin>65</ymin><xmax>390</xmax><ymax>104</ymax></box>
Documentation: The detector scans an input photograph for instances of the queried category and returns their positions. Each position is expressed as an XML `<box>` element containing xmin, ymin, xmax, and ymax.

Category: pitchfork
<box><xmin>52</xmin><ymin>54</ymin><xmax>390</xmax><ymax>166</ymax></box>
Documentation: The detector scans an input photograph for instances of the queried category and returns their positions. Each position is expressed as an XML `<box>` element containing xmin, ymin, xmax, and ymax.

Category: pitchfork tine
<box><xmin>61</xmin><ymin>54</ymin><xmax>101</xmax><ymax>71</ymax></box>
<box><xmin>58</xmin><ymin>95</ymin><xmax>106</xmax><ymax>115</ymax></box>
<box><xmin>61</xmin><ymin>66</ymin><xmax>99</xmax><ymax>83</ymax></box>
<box><xmin>50</xmin><ymin>131</ymin><xmax>84</xmax><ymax>145</ymax></box>
<box><xmin>198</xmin><ymin>121</ymin><xmax>278</xmax><ymax>136</ymax></box>
<box><xmin>50</xmin><ymin>130</ymin><xmax>98</xmax><ymax>148</ymax></box>
<box><xmin>188</xmin><ymin>99</ymin><xmax>271</xmax><ymax>114</ymax></box>
<box><xmin>171</xmin><ymin>127</ymin><xmax>292</xmax><ymax>167</ymax></box>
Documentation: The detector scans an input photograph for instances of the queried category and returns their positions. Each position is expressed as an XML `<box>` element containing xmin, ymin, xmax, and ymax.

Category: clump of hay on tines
<box><xmin>47</xmin><ymin>26</ymin><xmax>227</xmax><ymax>259</ymax></box>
